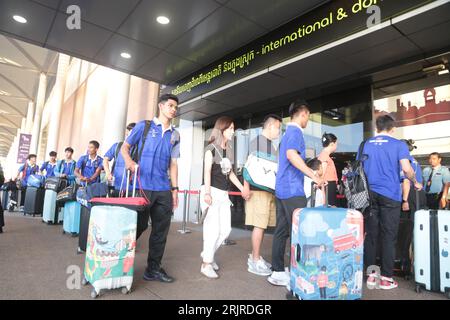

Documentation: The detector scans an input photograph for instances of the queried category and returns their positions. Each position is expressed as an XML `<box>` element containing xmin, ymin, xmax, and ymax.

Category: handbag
<box><xmin>45</xmin><ymin>176</ymin><xmax>68</xmax><ymax>192</ymax></box>
<box><xmin>243</xmin><ymin>151</ymin><xmax>277</xmax><ymax>191</ymax></box>
<box><xmin>56</xmin><ymin>184</ymin><xmax>78</xmax><ymax>203</ymax></box>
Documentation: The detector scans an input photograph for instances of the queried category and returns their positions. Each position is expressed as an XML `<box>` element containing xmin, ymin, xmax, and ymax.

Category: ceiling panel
<box><xmin>59</xmin><ymin>0</ymin><xmax>141</xmax><ymax>32</ymax></box>
<box><xmin>137</xmin><ymin>51</ymin><xmax>202</xmax><ymax>84</ymax></box>
<box><xmin>225</xmin><ymin>0</ymin><xmax>329</xmax><ymax>30</ymax></box>
<box><xmin>95</xmin><ymin>34</ymin><xmax>161</xmax><ymax>74</ymax></box>
<box><xmin>46</xmin><ymin>13</ymin><xmax>112</xmax><ymax>59</ymax></box>
<box><xmin>117</xmin><ymin>0</ymin><xmax>221</xmax><ymax>49</ymax></box>
<box><xmin>0</xmin><ymin>0</ymin><xmax>56</xmax><ymax>46</ymax></box>
<box><xmin>29</xmin><ymin>0</ymin><xmax>61</xmax><ymax>9</ymax></box>
<box><xmin>166</xmin><ymin>6</ymin><xmax>266</xmax><ymax>67</ymax></box>
<box><xmin>407</xmin><ymin>20</ymin><xmax>450</xmax><ymax>54</ymax></box>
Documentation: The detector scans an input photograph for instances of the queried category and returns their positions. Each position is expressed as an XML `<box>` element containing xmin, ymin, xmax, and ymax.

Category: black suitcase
<box><xmin>77</xmin><ymin>205</ymin><xmax>91</xmax><ymax>254</ymax></box>
<box><xmin>23</xmin><ymin>187</ymin><xmax>45</xmax><ymax>216</ymax></box>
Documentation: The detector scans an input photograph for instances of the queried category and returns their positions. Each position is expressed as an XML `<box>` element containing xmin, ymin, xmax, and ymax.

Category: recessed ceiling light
<box><xmin>332</xmin><ymin>116</ymin><xmax>339</xmax><ymax>120</ymax></box>
<box><xmin>13</xmin><ymin>15</ymin><xmax>27</xmax><ymax>24</ymax></box>
<box><xmin>438</xmin><ymin>69</ymin><xmax>449</xmax><ymax>75</ymax></box>
<box><xmin>156</xmin><ymin>16</ymin><xmax>170</xmax><ymax>25</ymax></box>
<box><xmin>0</xmin><ymin>90</ymin><xmax>11</xmax><ymax>96</ymax></box>
<box><xmin>120</xmin><ymin>52</ymin><xmax>131</xmax><ymax>59</ymax></box>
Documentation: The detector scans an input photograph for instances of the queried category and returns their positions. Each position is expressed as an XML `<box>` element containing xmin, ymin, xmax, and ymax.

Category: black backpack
<box><xmin>342</xmin><ymin>140</ymin><xmax>371</xmax><ymax>213</ymax></box>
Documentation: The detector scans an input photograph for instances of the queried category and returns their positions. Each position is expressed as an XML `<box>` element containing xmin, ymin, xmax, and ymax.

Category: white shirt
<box><xmin>304</xmin><ymin>176</ymin><xmax>324</xmax><ymax>207</ymax></box>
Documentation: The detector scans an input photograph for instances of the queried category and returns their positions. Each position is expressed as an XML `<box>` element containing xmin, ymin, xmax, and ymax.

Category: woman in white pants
<box><xmin>200</xmin><ymin>116</ymin><xmax>247</xmax><ymax>278</ymax></box>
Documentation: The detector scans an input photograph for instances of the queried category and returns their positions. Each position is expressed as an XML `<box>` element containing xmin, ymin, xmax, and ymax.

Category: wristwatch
<box><xmin>171</xmin><ymin>186</ymin><xmax>179</xmax><ymax>191</ymax></box>
<box><xmin>402</xmin><ymin>199</ymin><xmax>408</xmax><ymax>203</ymax></box>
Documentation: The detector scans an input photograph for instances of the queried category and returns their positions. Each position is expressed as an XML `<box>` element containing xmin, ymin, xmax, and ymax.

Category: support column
<box><xmin>101</xmin><ymin>69</ymin><xmax>130</xmax><ymax>150</ymax></box>
<box><xmin>46</xmin><ymin>53</ymin><xmax>70</xmax><ymax>155</ymax></box>
<box><xmin>30</xmin><ymin>73</ymin><xmax>47</xmax><ymax>154</ymax></box>
<box><xmin>25</xmin><ymin>101</ymin><xmax>35</xmax><ymax>134</ymax></box>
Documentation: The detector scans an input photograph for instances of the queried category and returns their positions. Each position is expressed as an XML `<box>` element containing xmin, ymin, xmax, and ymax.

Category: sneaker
<box><xmin>212</xmin><ymin>261</ymin><xmax>219</xmax><ymax>271</ymax></box>
<box><xmin>379</xmin><ymin>276</ymin><xmax>398</xmax><ymax>290</ymax></box>
<box><xmin>248</xmin><ymin>259</ymin><xmax>272</xmax><ymax>276</ymax></box>
<box><xmin>201</xmin><ymin>264</ymin><xmax>219</xmax><ymax>279</ymax></box>
<box><xmin>268</xmin><ymin>271</ymin><xmax>290</xmax><ymax>286</ymax></box>
<box><xmin>247</xmin><ymin>254</ymin><xmax>272</xmax><ymax>270</ymax></box>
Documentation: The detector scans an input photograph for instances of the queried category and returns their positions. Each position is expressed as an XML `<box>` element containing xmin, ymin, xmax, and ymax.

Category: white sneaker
<box><xmin>247</xmin><ymin>254</ymin><xmax>272</xmax><ymax>269</ymax></box>
<box><xmin>201</xmin><ymin>264</ymin><xmax>219</xmax><ymax>279</ymax></box>
<box><xmin>212</xmin><ymin>261</ymin><xmax>219</xmax><ymax>271</ymax></box>
<box><xmin>248</xmin><ymin>259</ymin><xmax>272</xmax><ymax>276</ymax></box>
<box><xmin>268</xmin><ymin>271</ymin><xmax>290</xmax><ymax>286</ymax></box>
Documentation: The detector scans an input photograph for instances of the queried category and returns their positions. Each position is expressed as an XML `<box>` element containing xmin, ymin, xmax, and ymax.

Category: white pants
<box><xmin>201</xmin><ymin>187</ymin><xmax>232</xmax><ymax>264</ymax></box>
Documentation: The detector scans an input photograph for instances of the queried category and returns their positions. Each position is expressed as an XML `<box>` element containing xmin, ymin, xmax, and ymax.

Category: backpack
<box><xmin>133</xmin><ymin>120</ymin><xmax>152</xmax><ymax>164</ymax></box>
<box><xmin>111</xmin><ymin>142</ymin><xmax>123</xmax><ymax>175</ymax></box>
<box><xmin>342</xmin><ymin>140</ymin><xmax>371</xmax><ymax>213</ymax></box>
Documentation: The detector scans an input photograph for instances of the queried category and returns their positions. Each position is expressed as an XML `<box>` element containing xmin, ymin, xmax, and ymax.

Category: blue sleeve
<box><xmin>104</xmin><ymin>143</ymin><xmax>117</xmax><ymax>160</ymax></box>
<box><xmin>68</xmin><ymin>162</ymin><xmax>77</xmax><ymax>182</ymax></box>
<box><xmin>285</xmin><ymin>131</ymin><xmax>302</xmax><ymax>154</ymax></box>
<box><xmin>126</xmin><ymin>121</ymin><xmax>145</xmax><ymax>147</ymax></box>
<box><xmin>97</xmin><ymin>157</ymin><xmax>104</xmax><ymax>170</ymax></box>
<box><xmin>443</xmin><ymin>167</ymin><xmax>450</xmax><ymax>184</ymax></box>
<box><xmin>76</xmin><ymin>156</ymin><xmax>84</xmax><ymax>169</ymax></box>
<box><xmin>18</xmin><ymin>165</ymin><xmax>24</xmax><ymax>173</ymax></box>
<box><xmin>398</xmin><ymin>142</ymin><xmax>410</xmax><ymax>162</ymax></box>
<box><xmin>54</xmin><ymin>161</ymin><xmax>62</xmax><ymax>177</ymax></box>
<box><xmin>416</xmin><ymin>163</ymin><xmax>423</xmax><ymax>184</ymax></box>
<box><xmin>171</xmin><ymin>130</ymin><xmax>180</xmax><ymax>159</ymax></box>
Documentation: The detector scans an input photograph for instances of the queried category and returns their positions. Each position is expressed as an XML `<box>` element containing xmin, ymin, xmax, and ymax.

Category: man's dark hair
<box><xmin>401</xmin><ymin>139</ymin><xmax>416</xmax><ymax>152</ymax></box>
<box><xmin>307</xmin><ymin>158</ymin><xmax>322</xmax><ymax>171</ymax></box>
<box><xmin>27</xmin><ymin>154</ymin><xmax>37</xmax><ymax>160</ymax></box>
<box><xmin>429</xmin><ymin>152</ymin><xmax>442</xmax><ymax>159</ymax></box>
<box><xmin>375</xmin><ymin>114</ymin><xmax>396</xmax><ymax>132</ymax></box>
<box><xmin>263</xmin><ymin>114</ymin><xmax>282</xmax><ymax>128</ymax></box>
<box><xmin>158</xmin><ymin>94</ymin><xmax>179</xmax><ymax>105</ymax></box>
<box><xmin>289</xmin><ymin>99</ymin><xmax>310</xmax><ymax>118</ymax></box>
<box><xmin>65</xmin><ymin>147</ymin><xmax>74</xmax><ymax>154</ymax></box>
<box><xmin>89</xmin><ymin>140</ymin><xmax>100</xmax><ymax>149</ymax></box>
<box><xmin>49</xmin><ymin>151</ymin><xmax>57</xmax><ymax>157</ymax></box>
<box><xmin>126</xmin><ymin>122</ymin><xmax>136</xmax><ymax>131</ymax></box>
<box><xmin>322</xmin><ymin>132</ymin><xmax>338</xmax><ymax>148</ymax></box>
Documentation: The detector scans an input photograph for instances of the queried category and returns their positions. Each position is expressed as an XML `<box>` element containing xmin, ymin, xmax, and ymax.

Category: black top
<box><xmin>203</xmin><ymin>144</ymin><xmax>230</xmax><ymax>191</ymax></box>
<box><xmin>249</xmin><ymin>135</ymin><xmax>277</xmax><ymax>192</ymax></box>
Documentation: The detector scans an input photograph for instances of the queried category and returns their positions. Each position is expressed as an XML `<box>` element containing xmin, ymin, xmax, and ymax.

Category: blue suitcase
<box><xmin>43</xmin><ymin>190</ymin><xmax>63</xmax><ymax>224</ymax></box>
<box><xmin>290</xmin><ymin>207</ymin><xmax>364</xmax><ymax>300</ymax></box>
<box><xmin>63</xmin><ymin>201</ymin><xmax>81</xmax><ymax>235</ymax></box>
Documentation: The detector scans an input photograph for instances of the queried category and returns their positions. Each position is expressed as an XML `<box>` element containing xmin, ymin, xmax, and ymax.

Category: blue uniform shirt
<box><xmin>76</xmin><ymin>155</ymin><xmax>103</xmax><ymax>184</ymax></box>
<box><xmin>126</xmin><ymin>118</ymin><xmax>180</xmax><ymax>191</ymax></box>
<box><xmin>54</xmin><ymin>159</ymin><xmax>77</xmax><ymax>184</ymax></box>
<box><xmin>275</xmin><ymin>123</ymin><xmax>306</xmax><ymax>200</ymax></box>
<box><xmin>104</xmin><ymin>142</ymin><xmax>128</xmax><ymax>190</ymax></box>
<box><xmin>400</xmin><ymin>156</ymin><xmax>423</xmax><ymax>184</ymax></box>
<box><xmin>18</xmin><ymin>163</ymin><xmax>39</xmax><ymax>187</ymax></box>
<box><xmin>422</xmin><ymin>165</ymin><xmax>450</xmax><ymax>194</ymax></box>
<box><xmin>41</xmin><ymin>161</ymin><xmax>57</xmax><ymax>178</ymax></box>
<box><xmin>362</xmin><ymin>135</ymin><xmax>410</xmax><ymax>202</ymax></box>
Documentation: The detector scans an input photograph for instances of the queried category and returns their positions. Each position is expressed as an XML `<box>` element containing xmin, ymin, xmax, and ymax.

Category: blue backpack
<box><xmin>27</xmin><ymin>174</ymin><xmax>45</xmax><ymax>188</ymax></box>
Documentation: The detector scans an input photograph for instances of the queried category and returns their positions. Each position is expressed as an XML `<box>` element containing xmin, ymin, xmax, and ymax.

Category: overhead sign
<box><xmin>162</xmin><ymin>0</ymin><xmax>432</xmax><ymax>102</ymax></box>
<box><xmin>17</xmin><ymin>133</ymin><xmax>32</xmax><ymax>164</ymax></box>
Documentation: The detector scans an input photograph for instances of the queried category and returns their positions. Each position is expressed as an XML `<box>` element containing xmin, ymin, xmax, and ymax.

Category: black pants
<box><xmin>364</xmin><ymin>191</ymin><xmax>401</xmax><ymax>278</ymax></box>
<box><xmin>326</xmin><ymin>181</ymin><xmax>337</xmax><ymax>206</ymax></box>
<box><xmin>272</xmin><ymin>196</ymin><xmax>307</xmax><ymax>272</ymax></box>
<box><xmin>425</xmin><ymin>193</ymin><xmax>442</xmax><ymax>210</ymax></box>
<box><xmin>136</xmin><ymin>190</ymin><xmax>173</xmax><ymax>273</ymax></box>
<box><xmin>20</xmin><ymin>187</ymin><xmax>26</xmax><ymax>206</ymax></box>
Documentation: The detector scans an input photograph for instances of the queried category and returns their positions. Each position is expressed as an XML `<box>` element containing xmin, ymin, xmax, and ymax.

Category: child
<box><xmin>304</xmin><ymin>158</ymin><xmax>325</xmax><ymax>207</ymax></box>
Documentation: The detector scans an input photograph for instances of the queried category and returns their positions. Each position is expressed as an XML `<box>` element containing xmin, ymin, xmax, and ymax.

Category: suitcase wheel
<box><xmin>90</xmin><ymin>289</ymin><xmax>99</xmax><ymax>299</ymax></box>
<box><xmin>121</xmin><ymin>287</ymin><xmax>131</xmax><ymax>295</ymax></box>
<box><xmin>415</xmin><ymin>284</ymin><xmax>422</xmax><ymax>294</ymax></box>
<box><xmin>77</xmin><ymin>247</ymin><xmax>84</xmax><ymax>255</ymax></box>
<box><xmin>81</xmin><ymin>277</ymin><xmax>88</xmax><ymax>286</ymax></box>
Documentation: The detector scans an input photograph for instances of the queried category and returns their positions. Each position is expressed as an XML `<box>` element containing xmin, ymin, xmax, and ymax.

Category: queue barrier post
<box><xmin>177</xmin><ymin>190</ymin><xmax>191</xmax><ymax>234</ymax></box>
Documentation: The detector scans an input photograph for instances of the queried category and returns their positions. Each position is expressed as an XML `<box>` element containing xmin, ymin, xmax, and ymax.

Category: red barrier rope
<box><xmin>178</xmin><ymin>190</ymin><xmax>346</xmax><ymax>198</ymax></box>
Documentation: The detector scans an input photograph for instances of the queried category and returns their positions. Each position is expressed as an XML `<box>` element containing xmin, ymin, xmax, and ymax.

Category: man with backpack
<box><xmin>54</xmin><ymin>147</ymin><xmax>77</xmax><ymax>185</ymax></box>
<box><xmin>16</xmin><ymin>154</ymin><xmax>39</xmax><ymax>209</ymax></box>
<box><xmin>75</xmin><ymin>141</ymin><xmax>103</xmax><ymax>185</ymax></box>
<box><xmin>362</xmin><ymin>115</ymin><xmax>422</xmax><ymax>290</ymax></box>
<box><xmin>122</xmin><ymin>94</ymin><xmax>180</xmax><ymax>284</ymax></box>
<box><xmin>40</xmin><ymin>151</ymin><xmax>58</xmax><ymax>178</ymax></box>
<box><xmin>103</xmin><ymin>123</ymin><xmax>136</xmax><ymax>197</ymax></box>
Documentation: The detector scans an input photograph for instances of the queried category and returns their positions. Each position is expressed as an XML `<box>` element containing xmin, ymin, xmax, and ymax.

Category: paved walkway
<box><xmin>0</xmin><ymin>211</ymin><xmax>446</xmax><ymax>300</ymax></box>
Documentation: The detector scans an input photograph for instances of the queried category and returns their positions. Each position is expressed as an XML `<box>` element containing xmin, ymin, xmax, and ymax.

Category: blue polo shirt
<box><xmin>126</xmin><ymin>119</ymin><xmax>180</xmax><ymax>191</ymax></box>
<box><xmin>400</xmin><ymin>156</ymin><xmax>423</xmax><ymax>184</ymax></box>
<box><xmin>55</xmin><ymin>159</ymin><xmax>77</xmax><ymax>184</ymax></box>
<box><xmin>275</xmin><ymin>123</ymin><xmax>306</xmax><ymax>200</ymax></box>
<box><xmin>362</xmin><ymin>135</ymin><xmax>410</xmax><ymax>202</ymax></box>
<box><xmin>104</xmin><ymin>142</ymin><xmax>128</xmax><ymax>190</ymax></box>
<box><xmin>18</xmin><ymin>163</ymin><xmax>39</xmax><ymax>188</ymax></box>
<box><xmin>76</xmin><ymin>155</ymin><xmax>103</xmax><ymax>184</ymax></box>
<box><xmin>41</xmin><ymin>161</ymin><xmax>57</xmax><ymax>178</ymax></box>
<box><xmin>422</xmin><ymin>165</ymin><xmax>450</xmax><ymax>194</ymax></box>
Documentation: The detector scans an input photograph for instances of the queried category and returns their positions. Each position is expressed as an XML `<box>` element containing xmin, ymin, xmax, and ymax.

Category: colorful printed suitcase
<box><xmin>62</xmin><ymin>201</ymin><xmax>81</xmax><ymax>235</ymax></box>
<box><xmin>43</xmin><ymin>189</ymin><xmax>63</xmax><ymax>224</ymax></box>
<box><xmin>290</xmin><ymin>207</ymin><xmax>364</xmax><ymax>300</ymax></box>
<box><xmin>414</xmin><ymin>209</ymin><xmax>450</xmax><ymax>299</ymax></box>
<box><xmin>82</xmin><ymin>205</ymin><xmax>137</xmax><ymax>298</ymax></box>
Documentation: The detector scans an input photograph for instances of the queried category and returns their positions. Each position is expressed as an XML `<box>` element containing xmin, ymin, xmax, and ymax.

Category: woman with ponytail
<box><xmin>318</xmin><ymin>132</ymin><xmax>338</xmax><ymax>206</ymax></box>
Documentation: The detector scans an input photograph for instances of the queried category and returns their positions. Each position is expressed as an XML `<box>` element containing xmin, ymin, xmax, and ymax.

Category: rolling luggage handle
<box><xmin>311</xmin><ymin>182</ymin><xmax>328</xmax><ymax>207</ymax></box>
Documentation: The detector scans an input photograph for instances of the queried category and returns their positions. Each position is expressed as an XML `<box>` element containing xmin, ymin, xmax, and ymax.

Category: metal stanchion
<box><xmin>177</xmin><ymin>190</ymin><xmax>191</xmax><ymax>234</ymax></box>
